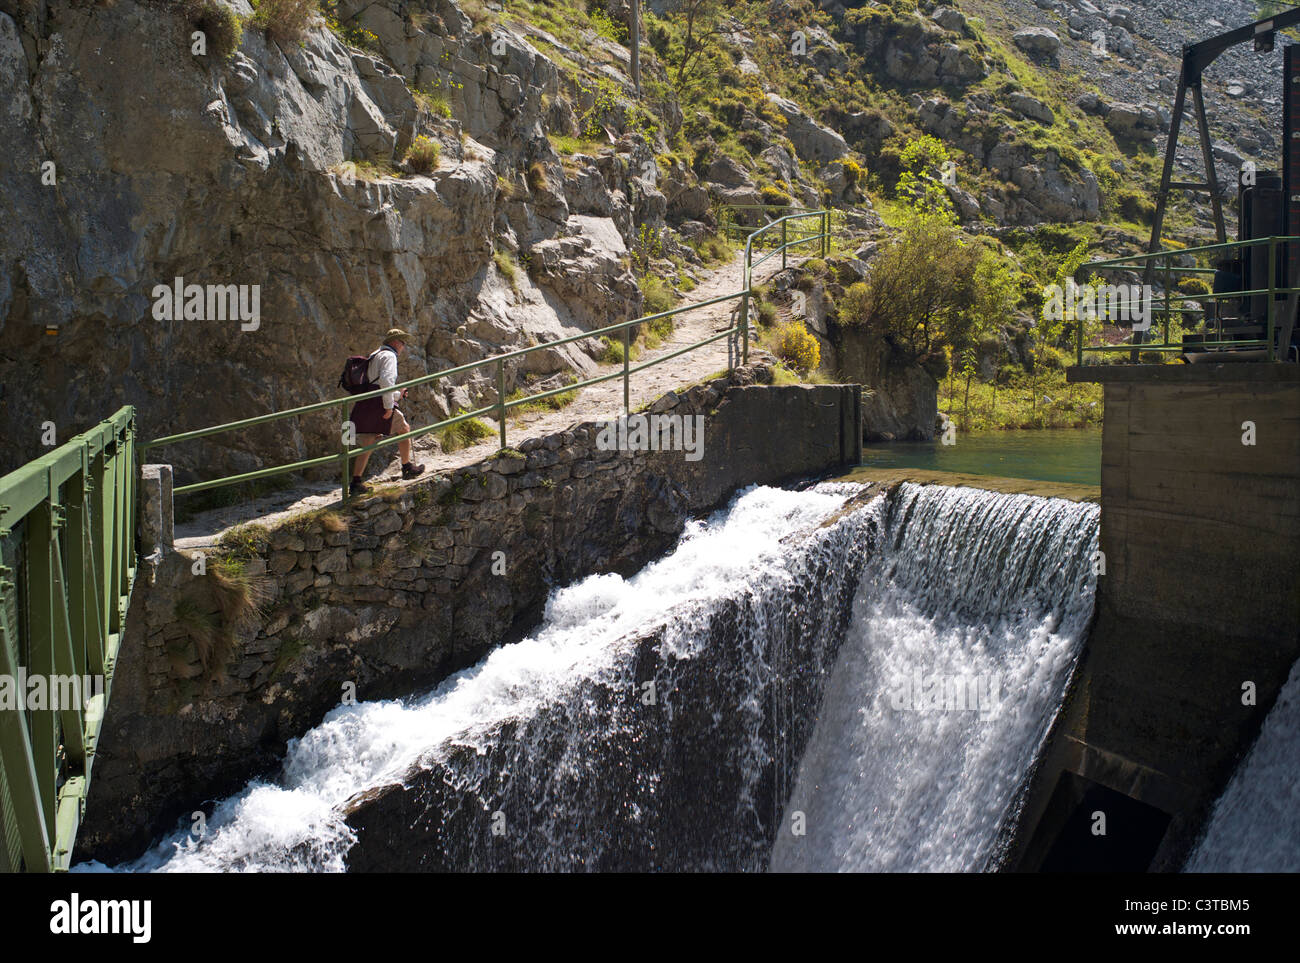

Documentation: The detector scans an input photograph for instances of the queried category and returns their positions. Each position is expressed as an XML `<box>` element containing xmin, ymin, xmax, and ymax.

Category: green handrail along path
<box><xmin>0</xmin><ymin>407</ymin><xmax>137</xmax><ymax>872</ymax></box>
<box><xmin>144</xmin><ymin>211</ymin><xmax>838</xmax><ymax>500</ymax></box>
<box><xmin>1075</xmin><ymin>236</ymin><xmax>1300</xmax><ymax>364</ymax></box>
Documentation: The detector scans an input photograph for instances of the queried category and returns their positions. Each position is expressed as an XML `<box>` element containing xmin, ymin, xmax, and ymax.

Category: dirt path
<box><xmin>173</xmin><ymin>250</ymin><xmax>801</xmax><ymax>550</ymax></box>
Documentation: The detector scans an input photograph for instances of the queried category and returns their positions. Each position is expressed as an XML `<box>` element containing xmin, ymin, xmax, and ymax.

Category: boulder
<box><xmin>1104</xmin><ymin>102</ymin><xmax>1161</xmax><ymax>141</ymax></box>
<box><xmin>707</xmin><ymin>154</ymin><xmax>752</xmax><ymax>188</ymax></box>
<box><xmin>1008</xmin><ymin>92</ymin><xmax>1055</xmax><ymax>125</ymax></box>
<box><xmin>1013</xmin><ymin>27</ymin><xmax>1062</xmax><ymax>58</ymax></box>
<box><xmin>931</xmin><ymin>7</ymin><xmax>968</xmax><ymax>33</ymax></box>
<box><xmin>765</xmin><ymin>94</ymin><xmax>848</xmax><ymax>163</ymax></box>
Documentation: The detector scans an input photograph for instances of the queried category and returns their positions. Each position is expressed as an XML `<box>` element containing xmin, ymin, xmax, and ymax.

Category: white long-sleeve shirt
<box><xmin>367</xmin><ymin>346</ymin><xmax>400</xmax><ymax>409</ymax></box>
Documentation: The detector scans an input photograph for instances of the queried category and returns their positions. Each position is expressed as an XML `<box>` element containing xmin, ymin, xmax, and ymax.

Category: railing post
<box><xmin>741</xmin><ymin>289</ymin><xmax>750</xmax><ymax>365</ymax></box>
<box><xmin>497</xmin><ymin>358</ymin><xmax>507</xmax><ymax>450</ymax></box>
<box><xmin>1170</xmin><ymin>253</ymin><xmax>1180</xmax><ymax>348</ymax></box>
<box><xmin>1267</xmin><ymin>237</ymin><xmax>1278</xmax><ymax>361</ymax></box>
<box><xmin>782</xmin><ymin>219</ymin><xmax>787</xmax><ymax>270</ymax></box>
<box><xmin>1077</xmin><ymin>316</ymin><xmax>1084</xmax><ymax>366</ymax></box>
<box><xmin>339</xmin><ymin>411</ymin><xmax>351</xmax><ymax>501</ymax></box>
<box><xmin>822</xmin><ymin>211</ymin><xmax>828</xmax><ymax>257</ymax></box>
<box><xmin>623</xmin><ymin>325</ymin><xmax>631</xmax><ymax>414</ymax></box>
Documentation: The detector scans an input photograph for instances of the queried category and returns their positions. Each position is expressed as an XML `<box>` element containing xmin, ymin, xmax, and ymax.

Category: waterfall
<box><xmin>771</xmin><ymin>484</ymin><xmax>1099</xmax><ymax>872</ymax></box>
<box><xmin>1185</xmin><ymin>659</ymin><xmax>1300</xmax><ymax>872</ymax></box>
<box><xmin>86</xmin><ymin>481</ymin><xmax>1098</xmax><ymax>873</ymax></box>
<box><xmin>94</xmin><ymin>484</ymin><xmax>883</xmax><ymax>872</ymax></box>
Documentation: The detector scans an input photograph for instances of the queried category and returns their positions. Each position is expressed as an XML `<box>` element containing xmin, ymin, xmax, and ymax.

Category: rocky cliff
<box><xmin>1</xmin><ymin>0</ymin><xmax>1283</xmax><ymax>475</ymax></box>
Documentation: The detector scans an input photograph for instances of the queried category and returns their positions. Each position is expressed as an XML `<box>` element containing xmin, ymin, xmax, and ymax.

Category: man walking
<box><xmin>348</xmin><ymin>327</ymin><xmax>426</xmax><ymax>495</ymax></box>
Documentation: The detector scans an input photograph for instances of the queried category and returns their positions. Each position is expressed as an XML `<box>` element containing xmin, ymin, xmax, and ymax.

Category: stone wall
<box><xmin>78</xmin><ymin>366</ymin><xmax>862</xmax><ymax>862</ymax></box>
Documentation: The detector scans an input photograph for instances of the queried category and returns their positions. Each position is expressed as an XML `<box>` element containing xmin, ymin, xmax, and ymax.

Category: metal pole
<box><xmin>782</xmin><ymin>219</ymin><xmax>787</xmax><ymax>270</ymax></box>
<box><xmin>340</xmin><ymin>438</ymin><xmax>350</xmax><ymax>501</ymax></box>
<box><xmin>741</xmin><ymin>290</ymin><xmax>750</xmax><ymax>365</ymax></box>
<box><xmin>1268</xmin><ymin>238</ymin><xmax>1278</xmax><ymax>361</ymax></box>
<box><xmin>497</xmin><ymin>359</ymin><xmax>507</xmax><ymax>449</ymax></box>
<box><xmin>623</xmin><ymin>326</ymin><xmax>630</xmax><ymax>413</ymax></box>
<box><xmin>630</xmin><ymin>0</ymin><xmax>641</xmax><ymax>98</ymax></box>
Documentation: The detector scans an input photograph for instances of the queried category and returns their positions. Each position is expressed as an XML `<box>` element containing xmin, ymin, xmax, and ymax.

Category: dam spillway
<box><xmin>92</xmin><ymin>482</ymin><xmax>1099</xmax><ymax>873</ymax></box>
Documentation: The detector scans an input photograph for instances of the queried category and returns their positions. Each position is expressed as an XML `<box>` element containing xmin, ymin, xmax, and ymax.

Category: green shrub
<box><xmin>187</xmin><ymin>0</ymin><xmax>245</xmax><ymax>60</ymax></box>
<box><xmin>437</xmin><ymin>417</ymin><xmax>496</xmax><ymax>452</ymax></box>
<box><xmin>692</xmin><ymin>233</ymin><xmax>732</xmax><ymax>265</ymax></box>
<box><xmin>773</xmin><ymin>320</ymin><xmax>820</xmax><ymax>374</ymax></box>
<box><xmin>250</xmin><ymin>0</ymin><xmax>318</xmax><ymax>46</ymax></box>
<box><xmin>589</xmin><ymin>6</ymin><xmax>628</xmax><ymax>43</ymax></box>
<box><xmin>414</xmin><ymin>87</ymin><xmax>453</xmax><ymax>118</ymax></box>
<box><xmin>405</xmin><ymin>135</ymin><xmax>441</xmax><ymax>175</ymax></box>
<box><xmin>760</xmin><ymin>185</ymin><xmax>792</xmax><ymax>206</ymax></box>
<box><xmin>640</xmin><ymin>275</ymin><xmax>677</xmax><ymax>315</ymax></box>
<box><xmin>1117</xmin><ymin>190</ymin><xmax>1156</xmax><ymax>225</ymax></box>
<box><xmin>494</xmin><ymin>250</ymin><xmax>519</xmax><ymax>294</ymax></box>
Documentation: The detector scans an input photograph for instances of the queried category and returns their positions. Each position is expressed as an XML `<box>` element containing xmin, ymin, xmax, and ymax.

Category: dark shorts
<box><xmin>349</xmin><ymin>397</ymin><xmax>393</xmax><ymax>436</ymax></box>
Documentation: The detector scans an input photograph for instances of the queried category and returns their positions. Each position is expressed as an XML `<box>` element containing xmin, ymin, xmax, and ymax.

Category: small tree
<box><xmin>1032</xmin><ymin>240</ymin><xmax>1090</xmax><ymax>419</ymax></box>
<box><xmin>841</xmin><ymin>211</ymin><xmax>980</xmax><ymax>360</ymax></box>
<box><xmin>664</xmin><ymin>0</ymin><xmax>725</xmax><ymax>90</ymax></box>
<box><xmin>896</xmin><ymin>135</ymin><xmax>957</xmax><ymax>222</ymax></box>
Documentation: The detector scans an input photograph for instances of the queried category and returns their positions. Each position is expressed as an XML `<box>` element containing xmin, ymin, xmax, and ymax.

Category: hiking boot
<box><xmin>401</xmin><ymin>461</ymin><xmax>426</xmax><ymax>480</ymax></box>
<box><xmin>350</xmin><ymin>477</ymin><xmax>371</xmax><ymax>496</ymax></box>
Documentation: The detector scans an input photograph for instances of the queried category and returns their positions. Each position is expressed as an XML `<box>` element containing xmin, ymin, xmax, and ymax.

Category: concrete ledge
<box><xmin>1068</xmin><ymin>362</ymin><xmax>1300</xmax><ymax>383</ymax></box>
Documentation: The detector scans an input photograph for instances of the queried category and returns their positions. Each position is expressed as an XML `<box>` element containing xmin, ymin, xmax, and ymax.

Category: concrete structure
<box><xmin>1009</xmin><ymin>364</ymin><xmax>1300</xmax><ymax>870</ymax></box>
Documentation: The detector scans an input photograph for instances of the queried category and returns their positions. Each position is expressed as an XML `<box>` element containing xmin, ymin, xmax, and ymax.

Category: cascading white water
<box><xmin>88</xmin><ymin>484</ymin><xmax>873</xmax><ymax>873</ymax></box>
<box><xmin>84</xmin><ymin>481</ymin><xmax>1099</xmax><ymax>873</ymax></box>
<box><xmin>1185</xmin><ymin>659</ymin><xmax>1300</xmax><ymax>872</ymax></box>
<box><xmin>771</xmin><ymin>483</ymin><xmax>1099</xmax><ymax>872</ymax></box>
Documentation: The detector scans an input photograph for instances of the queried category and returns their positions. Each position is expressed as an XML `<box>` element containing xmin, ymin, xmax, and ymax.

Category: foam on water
<box><xmin>92</xmin><ymin>484</ymin><xmax>850</xmax><ymax>872</ymax></box>
<box><xmin>1186</xmin><ymin>658</ymin><xmax>1300</xmax><ymax>872</ymax></box>
<box><xmin>771</xmin><ymin>484</ymin><xmax>1098</xmax><ymax>872</ymax></box>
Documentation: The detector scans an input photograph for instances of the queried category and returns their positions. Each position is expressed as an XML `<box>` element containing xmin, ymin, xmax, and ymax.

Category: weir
<box><xmin>94</xmin><ymin>482</ymin><xmax>1098</xmax><ymax>872</ymax></box>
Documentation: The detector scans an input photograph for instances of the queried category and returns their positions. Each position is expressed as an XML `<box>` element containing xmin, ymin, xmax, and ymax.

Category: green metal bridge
<box><xmin>0</xmin><ymin>210</ymin><xmax>835</xmax><ymax>870</ymax></box>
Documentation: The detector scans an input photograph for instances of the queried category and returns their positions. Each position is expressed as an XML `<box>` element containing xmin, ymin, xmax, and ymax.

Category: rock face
<box><xmin>78</xmin><ymin>368</ymin><xmax>864</xmax><ymax>862</ymax></box>
<box><xmin>0</xmin><ymin>0</ymin><xmax>650</xmax><ymax>479</ymax></box>
<box><xmin>843</xmin><ymin>9</ymin><xmax>988</xmax><ymax>88</ymax></box>
<box><xmin>765</xmin><ymin>94</ymin><xmax>849</xmax><ymax>163</ymax></box>
<box><xmin>914</xmin><ymin>98</ymin><xmax>1100</xmax><ymax>224</ymax></box>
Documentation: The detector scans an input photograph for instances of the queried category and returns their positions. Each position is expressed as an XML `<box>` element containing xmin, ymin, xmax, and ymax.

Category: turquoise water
<box><xmin>859</xmin><ymin>428</ymin><xmax>1102</xmax><ymax>486</ymax></box>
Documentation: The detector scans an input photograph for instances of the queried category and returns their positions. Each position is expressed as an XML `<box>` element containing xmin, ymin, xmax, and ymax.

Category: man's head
<box><xmin>384</xmin><ymin>327</ymin><xmax>413</xmax><ymax>353</ymax></box>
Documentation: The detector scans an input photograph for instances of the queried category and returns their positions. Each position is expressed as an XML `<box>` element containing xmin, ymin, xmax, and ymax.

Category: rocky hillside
<box><xmin>0</xmin><ymin>0</ymin><xmax>1289</xmax><ymax>474</ymax></box>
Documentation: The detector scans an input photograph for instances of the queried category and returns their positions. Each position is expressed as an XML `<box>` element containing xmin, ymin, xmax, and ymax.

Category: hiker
<box><xmin>347</xmin><ymin>327</ymin><xmax>426</xmax><ymax>495</ymax></box>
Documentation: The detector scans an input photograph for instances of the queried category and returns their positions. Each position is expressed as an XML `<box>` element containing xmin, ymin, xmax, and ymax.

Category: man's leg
<box><xmin>393</xmin><ymin>410</ymin><xmax>426</xmax><ymax>478</ymax></box>
<box><xmin>392</xmin><ymin>409</ymin><xmax>412</xmax><ymax>463</ymax></box>
<box><xmin>352</xmin><ymin>434</ymin><xmax>380</xmax><ymax>478</ymax></box>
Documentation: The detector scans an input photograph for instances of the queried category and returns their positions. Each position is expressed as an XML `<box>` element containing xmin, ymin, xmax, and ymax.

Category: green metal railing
<box><xmin>1075</xmin><ymin>236</ymin><xmax>1299</xmax><ymax>363</ymax></box>
<box><xmin>143</xmin><ymin>212</ymin><xmax>837</xmax><ymax>498</ymax></box>
<box><xmin>0</xmin><ymin>407</ymin><xmax>137</xmax><ymax>872</ymax></box>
